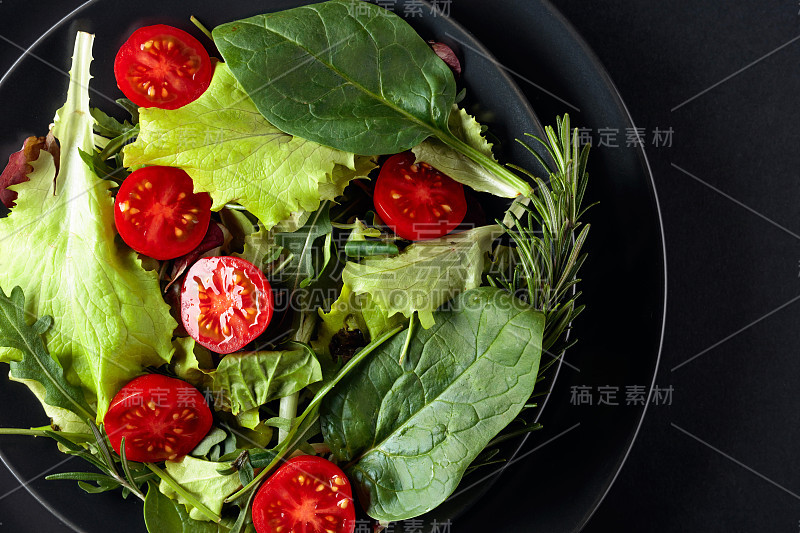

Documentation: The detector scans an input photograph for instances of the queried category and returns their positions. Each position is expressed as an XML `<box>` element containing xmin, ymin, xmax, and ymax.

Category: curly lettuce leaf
<box><xmin>411</xmin><ymin>107</ymin><xmax>522</xmax><ymax>197</ymax></box>
<box><xmin>343</xmin><ymin>225</ymin><xmax>501</xmax><ymax>328</ymax></box>
<box><xmin>316</xmin><ymin>284</ymin><xmax>406</xmax><ymax>353</ymax></box>
<box><xmin>0</xmin><ymin>133</ymin><xmax>59</xmax><ymax>208</ymax></box>
<box><xmin>123</xmin><ymin>63</ymin><xmax>358</xmax><ymax>229</ymax></box>
<box><xmin>0</xmin><ymin>32</ymin><xmax>175</xmax><ymax>420</ymax></box>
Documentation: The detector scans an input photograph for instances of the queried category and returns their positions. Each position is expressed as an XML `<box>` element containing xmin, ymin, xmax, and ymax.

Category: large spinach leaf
<box><xmin>213</xmin><ymin>0</ymin><xmax>454</xmax><ymax>156</ymax></box>
<box><xmin>320</xmin><ymin>287</ymin><xmax>544</xmax><ymax>521</ymax></box>
<box><xmin>213</xmin><ymin>0</ymin><xmax>531</xmax><ymax>196</ymax></box>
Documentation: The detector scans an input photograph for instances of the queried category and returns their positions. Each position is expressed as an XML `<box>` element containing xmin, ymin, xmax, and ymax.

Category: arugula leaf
<box><xmin>272</xmin><ymin>203</ymin><xmax>332</xmax><ymax>289</ymax></box>
<box><xmin>320</xmin><ymin>287</ymin><xmax>544</xmax><ymax>521</ymax></box>
<box><xmin>123</xmin><ymin>63</ymin><xmax>358</xmax><ymax>229</ymax></box>
<box><xmin>213</xmin><ymin>347</ymin><xmax>323</xmax><ymax>415</ymax></box>
<box><xmin>0</xmin><ymin>285</ymin><xmax>94</xmax><ymax>421</ymax></box>
<box><xmin>213</xmin><ymin>0</ymin><xmax>531</xmax><ymax>196</ymax></box>
<box><xmin>90</xmin><ymin>106</ymin><xmax>134</xmax><ymax>139</ymax></box>
<box><xmin>343</xmin><ymin>225</ymin><xmax>501</xmax><ymax>328</ymax></box>
<box><xmin>0</xmin><ymin>32</ymin><xmax>175</xmax><ymax>420</ymax></box>
<box><xmin>159</xmin><ymin>456</ymin><xmax>241</xmax><ymax>522</ymax></box>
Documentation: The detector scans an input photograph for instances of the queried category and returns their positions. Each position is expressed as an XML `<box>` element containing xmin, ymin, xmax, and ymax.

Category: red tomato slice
<box><xmin>114</xmin><ymin>24</ymin><xmax>213</xmax><ymax>110</ymax></box>
<box><xmin>373</xmin><ymin>152</ymin><xmax>468</xmax><ymax>241</ymax></box>
<box><xmin>114</xmin><ymin>166</ymin><xmax>212</xmax><ymax>260</ymax></box>
<box><xmin>253</xmin><ymin>456</ymin><xmax>356</xmax><ymax>533</ymax></box>
<box><xmin>181</xmin><ymin>257</ymin><xmax>274</xmax><ymax>354</ymax></box>
<box><xmin>103</xmin><ymin>374</ymin><xmax>212</xmax><ymax>463</ymax></box>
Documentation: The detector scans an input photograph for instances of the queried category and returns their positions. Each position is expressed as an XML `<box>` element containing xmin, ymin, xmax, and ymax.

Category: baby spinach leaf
<box><xmin>212</xmin><ymin>346</ymin><xmax>323</xmax><ymax>416</ymax></box>
<box><xmin>213</xmin><ymin>0</ymin><xmax>455</xmax><ymax>156</ymax></box>
<box><xmin>213</xmin><ymin>0</ymin><xmax>532</xmax><ymax>197</ymax></box>
<box><xmin>320</xmin><ymin>287</ymin><xmax>544</xmax><ymax>521</ymax></box>
<box><xmin>342</xmin><ymin>224</ymin><xmax>501</xmax><ymax>328</ymax></box>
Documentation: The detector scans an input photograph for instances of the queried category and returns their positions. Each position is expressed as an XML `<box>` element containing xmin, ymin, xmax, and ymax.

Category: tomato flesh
<box><xmin>114</xmin><ymin>166</ymin><xmax>212</xmax><ymax>260</ymax></box>
<box><xmin>253</xmin><ymin>456</ymin><xmax>355</xmax><ymax>533</ymax></box>
<box><xmin>181</xmin><ymin>256</ymin><xmax>274</xmax><ymax>354</ymax></box>
<box><xmin>373</xmin><ymin>152</ymin><xmax>468</xmax><ymax>240</ymax></box>
<box><xmin>103</xmin><ymin>374</ymin><xmax>212</xmax><ymax>463</ymax></box>
<box><xmin>114</xmin><ymin>24</ymin><xmax>213</xmax><ymax>109</ymax></box>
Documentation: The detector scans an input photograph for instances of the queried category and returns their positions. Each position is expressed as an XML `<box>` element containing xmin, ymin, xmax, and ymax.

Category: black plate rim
<box><xmin>537</xmin><ymin>0</ymin><xmax>668</xmax><ymax>527</ymax></box>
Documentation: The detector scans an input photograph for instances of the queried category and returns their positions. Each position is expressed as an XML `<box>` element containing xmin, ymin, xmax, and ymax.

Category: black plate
<box><xmin>0</xmin><ymin>1</ymin><xmax>665</xmax><ymax>532</ymax></box>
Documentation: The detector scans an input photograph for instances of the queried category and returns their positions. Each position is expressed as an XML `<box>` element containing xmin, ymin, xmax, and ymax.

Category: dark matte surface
<box><xmin>2</xmin><ymin>0</ymin><xmax>793</xmax><ymax>532</ymax></box>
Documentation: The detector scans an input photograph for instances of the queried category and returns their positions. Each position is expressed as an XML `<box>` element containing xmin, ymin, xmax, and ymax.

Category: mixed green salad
<box><xmin>0</xmin><ymin>1</ymin><xmax>591</xmax><ymax>532</ymax></box>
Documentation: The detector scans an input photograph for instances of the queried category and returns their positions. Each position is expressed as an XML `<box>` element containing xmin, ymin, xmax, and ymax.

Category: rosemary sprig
<box><xmin>490</xmin><ymin>114</ymin><xmax>593</xmax><ymax>355</ymax></box>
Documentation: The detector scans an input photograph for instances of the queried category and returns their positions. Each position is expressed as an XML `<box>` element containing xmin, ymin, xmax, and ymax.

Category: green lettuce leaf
<box><xmin>342</xmin><ymin>225</ymin><xmax>501</xmax><ymax>328</ymax></box>
<box><xmin>123</xmin><ymin>63</ymin><xmax>358</xmax><ymax>229</ymax></box>
<box><xmin>0</xmin><ymin>32</ymin><xmax>175</xmax><ymax>420</ymax></box>
<box><xmin>171</xmin><ymin>337</ymin><xmax>215</xmax><ymax>391</ymax></box>
<box><xmin>316</xmin><ymin>284</ymin><xmax>406</xmax><ymax>353</ymax></box>
<box><xmin>212</xmin><ymin>347</ymin><xmax>323</xmax><ymax>416</ymax></box>
<box><xmin>160</xmin><ymin>456</ymin><xmax>241</xmax><ymax>522</ymax></box>
<box><xmin>411</xmin><ymin>107</ymin><xmax>519</xmax><ymax>197</ymax></box>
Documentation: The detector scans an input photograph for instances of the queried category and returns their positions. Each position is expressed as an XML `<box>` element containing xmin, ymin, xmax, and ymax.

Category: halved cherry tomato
<box><xmin>103</xmin><ymin>374</ymin><xmax>212</xmax><ymax>463</ymax></box>
<box><xmin>252</xmin><ymin>455</ymin><xmax>356</xmax><ymax>533</ymax></box>
<box><xmin>114</xmin><ymin>166</ymin><xmax>212</xmax><ymax>260</ymax></box>
<box><xmin>373</xmin><ymin>152</ymin><xmax>468</xmax><ymax>241</ymax></box>
<box><xmin>114</xmin><ymin>24</ymin><xmax>213</xmax><ymax>109</ymax></box>
<box><xmin>181</xmin><ymin>256</ymin><xmax>274</xmax><ymax>354</ymax></box>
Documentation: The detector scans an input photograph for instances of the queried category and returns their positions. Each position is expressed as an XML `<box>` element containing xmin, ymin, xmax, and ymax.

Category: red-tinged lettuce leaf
<box><xmin>167</xmin><ymin>222</ymin><xmax>225</xmax><ymax>290</ymax></box>
<box><xmin>0</xmin><ymin>32</ymin><xmax>175</xmax><ymax>421</ymax></box>
<box><xmin>430</xmin><ymin>42</ymin><xmax>462</xmax><ymax>77</ymax></box>
<box><xmin>0</xmin><ymin>133</ymin><xmax>59</xmax><ymax>208</ymax></box>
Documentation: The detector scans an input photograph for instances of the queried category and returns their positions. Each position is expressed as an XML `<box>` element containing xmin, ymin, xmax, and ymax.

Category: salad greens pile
<box><xmin>0</xmin><ymin>1</ymin><xmax>592</xmax><ymax>531</ymax></box>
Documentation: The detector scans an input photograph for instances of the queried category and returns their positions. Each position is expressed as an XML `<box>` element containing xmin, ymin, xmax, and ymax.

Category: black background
<box><xmin>1</xmin><ymin>0</ymin><xmax>799</xmax><ymax>531</ymax></box>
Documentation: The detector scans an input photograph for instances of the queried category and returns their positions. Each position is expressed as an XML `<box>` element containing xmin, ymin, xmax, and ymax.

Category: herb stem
<box><xmin>0</xmin><ymin>428</ymin><xmax>91</xmax><ymax>440</ymax></box>
<box><xmin>146</xmin><ymin>463</ymin><xmax>221</xmax><ymax>523</ymax></box>
<box><xmin>277</xmin><ymin>393</ymin><xmax>299</xmax><ymax>443</ymax></box>
<box><xmin>190</xmin><ymin>16</ymin><xmax>214</xmax><ymax>41</ymax></box>
<box><xmin>278</xmin><ymin>312</ymin><xmax>317</xmax><ymax>441</ymax></box>
<box><xmin>398</xmin><ymin>314</ymin><xmax>415</xmax><ymax>366</ymax></box>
